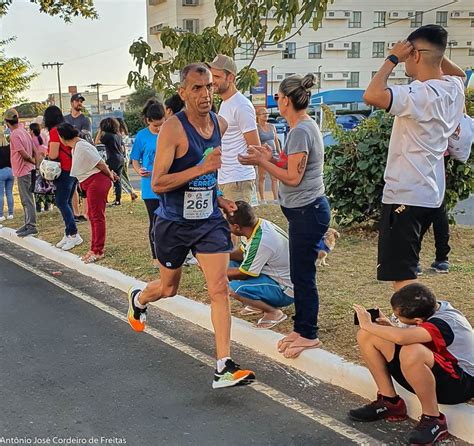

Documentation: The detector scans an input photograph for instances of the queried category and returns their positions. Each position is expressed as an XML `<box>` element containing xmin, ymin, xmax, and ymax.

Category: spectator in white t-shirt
<box><xmin>208</xmin><ymin>55</ymin><xmax>260</xmax><ymax>205</ymax></box>
<box><xmin>364</xmin><ymin>25</ymin><xmax>467</xmax><ymax>292</ymax></box>
<box><xmin>226</xmin><ymin>201</ymin><xmax>293</xmax><ymax>329</ymax></box>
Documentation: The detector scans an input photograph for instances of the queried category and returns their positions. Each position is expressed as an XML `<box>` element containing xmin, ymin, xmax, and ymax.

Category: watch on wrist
<box><xmin>386</xmin><ymin>54</ymin><xmax>399</xmax><ymax>66</ymax></box>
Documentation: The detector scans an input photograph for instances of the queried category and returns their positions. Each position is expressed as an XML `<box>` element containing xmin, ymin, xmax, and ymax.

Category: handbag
<box><xmin>33</xmin><ymin>169</ymin><xmax>56</xmax><ymax>194</ymax></box>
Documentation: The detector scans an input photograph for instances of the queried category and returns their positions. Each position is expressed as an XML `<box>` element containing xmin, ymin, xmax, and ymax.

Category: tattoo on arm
<box><xmin>297</xmin><ymin>154</ymin><xmax>307</xmax><ymax>174</ymax></box>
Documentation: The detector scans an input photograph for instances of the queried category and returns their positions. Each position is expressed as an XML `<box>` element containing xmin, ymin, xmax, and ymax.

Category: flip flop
<box><xmin>239</xmin><ymin>306</ymin><xmax>263</xmax><ymax>316</ymax></box>
<box><xmin>81</xmin><ymin>250</ymin><xmax>95</xmax><ymax>262</ymax></box>
<box><xmin>83</xmin><ymin>253</ymin><xmax>105</xmax><ymax>264</ymax></box>
<box><xmin>283</xmin><ymin>340</ymin><xmax>323</xmax><ymax>359</ymax></box>
<box><xmin>255</xmin><ymin>314</ymin><xmax>288</xmax><ymax>329</ymax></box>
<box><xmin>277</xmin><ymin>334</ymin><xmax>299</xmax><ymax>353</ymax></box>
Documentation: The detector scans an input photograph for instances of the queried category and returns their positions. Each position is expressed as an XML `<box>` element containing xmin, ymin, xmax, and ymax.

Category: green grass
<box><xmin>3</xmin><ymin>193</ymin><xmax>473</xmax><ymax>364</ymax></box>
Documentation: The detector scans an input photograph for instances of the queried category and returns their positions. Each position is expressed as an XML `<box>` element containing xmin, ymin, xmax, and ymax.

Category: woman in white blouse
<box><xmin>57</xmin><ymin>122</ymin><xmax>116</xmax><ymax>263</ymax></box>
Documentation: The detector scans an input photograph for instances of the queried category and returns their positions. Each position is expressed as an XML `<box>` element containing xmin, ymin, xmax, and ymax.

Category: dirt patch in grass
<box><xmin>3</xmin><ymin>195</ymin><xmax>473</xmax><ymax>364</ymax></box>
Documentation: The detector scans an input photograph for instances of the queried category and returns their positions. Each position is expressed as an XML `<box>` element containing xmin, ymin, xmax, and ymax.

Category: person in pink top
<box><xmin>3</xmin><ymin>109</ymin><xmax>38</xmax><ymax>237</ymax></box>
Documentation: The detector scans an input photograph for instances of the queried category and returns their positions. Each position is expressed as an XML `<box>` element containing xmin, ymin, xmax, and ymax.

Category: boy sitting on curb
<box><xmin>351</xmin><ymin>284</ymin><xmax>474</xmax><ymax>445</ymax></box>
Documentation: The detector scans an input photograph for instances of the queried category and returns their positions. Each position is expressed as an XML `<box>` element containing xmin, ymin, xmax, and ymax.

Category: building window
<box><xmin>436</xmin><ymin>11</ymin><xmax>448</xmax><ymax>27</ymax></box>
<box><xmin>349</xmin><ymin>11</ymin><xmax>362</xmax><ymax>28</ymax></box>
<box><xmin>283</xmin><ymin>42</ymin><xmax>296</xmax><ymax>59</ymax></box>
<box><xmin>347</xmin><ymin>42</ymin><xmax>360</xmax><ymax>58</ymax></box>
<box><xmin>347</xmin><ymin>72</ymin><xmax>359</xmax><ymax>88</ymax></box>
<box><xmin>471</xmin><ymin>19</ymin><xmax>474</xmax><ymax>27</ymax></box>
<box><xmin>469</xmin><ymin>49</ymin><xmax>474</xmax><ymax>56</ymax></box>
<box><xmin>326</xmin><ymin>73</ymin><xmax>333</xmax><ymax>79</ymax></box>
<box><xmin>371</xmin><ymin>71</ymin><xmax>378</xmax><ymax>78</ymax></box>
<box><xmin>411</xmin><ymin>11</ymin><xmax>423</xmax><ymax>28</ymax></box>
<box><xmin>374</xmin><ymin>11</ymin><xmax>386</xmax><ymax>27</ymax></box>
<box><xmin>372</xmin><ymin>41</ymin><xmax>385</xmax><ymax>58</ymax></box>
<box><xmin>237</xmin><ymin>43</ymin><xmax>254</xmax><ymax>60</ymax></box>
<box><xmin>183</xmin><ymin>18</ymin><xmax>199</xmax><ymax>33</ymax></box>
<box><xmin>308</xmin><ymin>42</ymin><xmax>322</xmax><ymax>59</ymax></box>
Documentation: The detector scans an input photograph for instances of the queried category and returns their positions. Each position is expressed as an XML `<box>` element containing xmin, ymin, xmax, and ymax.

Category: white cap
<box><xmin>32</xmin><ymin>115</ymin><xmax>43</xmax><ymax>125</ymax></box>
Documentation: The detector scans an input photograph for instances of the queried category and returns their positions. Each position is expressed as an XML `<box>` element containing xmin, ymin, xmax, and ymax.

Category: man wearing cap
<box><xmin>3</xmin><ymin>109</ymin><xmax>38</xmax><ymax>237</ymax></box>
<box><xmin>64</xmin><ymin>93</ymin><xmax>92</xmax><ymax>139</ymax></box>
<box><xmin>208</xmin><ymin>55</ymin><xmax>260</xmax><ymax>206</ymax></box>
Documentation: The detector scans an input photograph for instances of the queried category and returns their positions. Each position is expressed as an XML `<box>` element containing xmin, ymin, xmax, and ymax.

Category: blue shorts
<box><xmin>153</xmin><ymin>216</ymin><xmax>233</xmax><ymax>269</ymax></box>
<box><xmin>229</xmin><ymin>262</ymin><xmax>293</xmax><ymax>308</ymax></box>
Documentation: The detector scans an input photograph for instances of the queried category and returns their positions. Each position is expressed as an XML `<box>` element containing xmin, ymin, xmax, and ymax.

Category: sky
<box><xmin>1</xmin><ymin>0</ymin><xmax>147</xmax><ymax>103</ymax></box>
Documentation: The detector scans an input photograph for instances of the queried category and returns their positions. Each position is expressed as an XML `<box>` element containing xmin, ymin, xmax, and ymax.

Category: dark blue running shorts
<box><xmin>153</xmin><ymin>216</ymin><xmax>233</xmax><ymax>269</ymax></box>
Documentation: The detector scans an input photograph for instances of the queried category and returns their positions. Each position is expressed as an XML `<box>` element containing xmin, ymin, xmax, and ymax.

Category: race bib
<box><xmin>183</xmin><ymin>190</ymin><xmax>213</xmax><ymax>220</ymax></box>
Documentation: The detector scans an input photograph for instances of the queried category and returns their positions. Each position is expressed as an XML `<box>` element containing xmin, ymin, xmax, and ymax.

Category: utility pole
<box><xmin>447</xmin><ymin>40</ymin><xmax>457</xmax><ymax>59</ymax></box>
<box><xmin>89</xmin><ymin>83</ymin><xmax>102</xmax><ymax>114</ymax></box>
<box><xmin>42</xmin><ymin>62</ymin><xmax>64</xmax><ymax>110</ymax></box>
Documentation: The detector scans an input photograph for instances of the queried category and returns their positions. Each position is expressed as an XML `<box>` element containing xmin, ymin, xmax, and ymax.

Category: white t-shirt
<box><xmin>447</xmin><ymin>113</ymin><xmax>473</xmax><ymax>163</ymax></box>
<box><xmin>384</xmin><ymin>75</ymin><xmax>465</xmax><ymax>208</ymax></box>
<box><xmin>239</xmin><ymin>219</ymin><xmax>293</xmax><ymax>297</ymax></box>
<box><xmin>218</xmin><ymin>91</ymin><xmax>257</xmax><ymax>184</ymax></box>
<box><xmin>70</xmin><ymin>139</ymin><xmax>102</xmax><ymax>183</ymax></box>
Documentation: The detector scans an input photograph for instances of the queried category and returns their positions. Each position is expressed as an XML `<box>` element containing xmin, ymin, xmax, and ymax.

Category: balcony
<box><xmin>323</xmin><ymin>72</ymin><xmax>349</xmax><ymax>81</ymax></box>
<box><xmin>325</xmin><ymin>10</ymin><xmax>351</xmax><ymax>20</ymax></box>
<box><xmin>450</xmin><ymin>10</ymin><xmax>474</xmax><ymax>19</ymax></box>
<box><xmin>324</xmin><ymin>41</ymin><xmax>351</xmax><ymax>51</ymax></box>
<box><xmin>150</xmin><ymin>23</ymin><xmax>166</xmax><ymax>34</ymax></box>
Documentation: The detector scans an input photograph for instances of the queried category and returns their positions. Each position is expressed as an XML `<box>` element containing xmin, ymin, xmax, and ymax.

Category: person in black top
<box><xmin>99</xmin><ymin>118</ymin><xmax>124</xmax><ymax>205</ymax></box>
<box><xmin>0</xmin><ymin>128</ymin><xmax>14</xmax><ymax>221</ymax></box>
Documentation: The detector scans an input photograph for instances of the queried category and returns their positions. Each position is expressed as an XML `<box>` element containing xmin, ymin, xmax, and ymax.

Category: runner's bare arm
<box><xmin>152</xmin><ymin>119</ymin><xmax>221</xmax><ymax>194</ymax></box>
<box><xmin>441</xmin><ymin>56</ymin><xmax>466</xmax><ymax>78</ymax></box>
<box><xmin>243</xmin><ymin>129</ymin><xmax>261</xmax><ymax>146</ymax></box>
<box><xmin>217</xmin><ymin>116</ymin><xmax>228</xmax><ymax>137</ymax></box>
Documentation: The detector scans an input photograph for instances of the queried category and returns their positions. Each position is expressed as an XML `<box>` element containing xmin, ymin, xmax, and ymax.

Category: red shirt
<box><xmin>48</xmin><ymin>127</ymin><xmax>72</xmax><ymax>172</ymax></box>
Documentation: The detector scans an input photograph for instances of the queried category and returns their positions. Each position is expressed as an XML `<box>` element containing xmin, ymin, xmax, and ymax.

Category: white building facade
<box><xmin>147</xmin><ymin>0</ymin><xmax>474</xmax><ymax>93</ymax></box>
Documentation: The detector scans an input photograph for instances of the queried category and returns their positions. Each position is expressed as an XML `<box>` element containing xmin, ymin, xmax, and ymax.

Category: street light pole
<box><xmin>42</xmin><ymin>62</ymin><xmax>64</xmax><ymax>110</ymax></box>
<box><xmin>317</xmin><ymin>65</ymin><xmax>322</xmax><ymax>93</ymax></box>
<box><xmin>448</xmin><ymin>40</ymin><xmax>457</xmax><ymax>59</ymax></box>
<box><xmin>89</xmin><ymin>83</ymin><xmax>102</xmax><ymax>114</ymax></box>
<box><xmin>270</xmin><ymin>65</ymin><xmax>275</xmax><ymax>99</ymax></box>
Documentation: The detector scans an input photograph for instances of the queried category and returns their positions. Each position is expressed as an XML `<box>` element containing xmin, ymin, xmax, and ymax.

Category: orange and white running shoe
<box><xmin>127</xmin><ymin>287</ymin><xmax>147</xmax><ymax>332</ymax></box>
<box><xmin>212</xmin><ymin>359</ymin><xmax>255</xmax><ymax>389</ymax></box>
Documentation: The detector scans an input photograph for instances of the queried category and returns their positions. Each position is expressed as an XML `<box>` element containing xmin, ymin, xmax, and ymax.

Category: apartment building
<box><xmin>147</xmin><ymin>0</ymin><xmax>474</xmax><ymax>92</ymax></box>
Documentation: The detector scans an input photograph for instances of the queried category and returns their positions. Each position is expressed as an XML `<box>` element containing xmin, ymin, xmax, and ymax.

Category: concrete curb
<box><xmin>1</xmin><ymin>227</ymin><xmax>472</xmax><ymax>443</ymax></box>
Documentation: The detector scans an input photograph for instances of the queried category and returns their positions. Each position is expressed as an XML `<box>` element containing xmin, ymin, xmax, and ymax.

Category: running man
<box><xmin>127</xmin><ymin>63</ymin><xmax>255</xmax><ymax>389</ymax></box>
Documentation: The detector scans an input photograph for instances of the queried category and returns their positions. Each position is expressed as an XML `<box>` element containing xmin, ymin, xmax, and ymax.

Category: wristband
<box><xmin>385</xmin><ymin>54</ymin><xmax>399</xmax><ymax>66</ymax></box>
<box><xmin>217</xmin><ymin>190</ymin><xmax>223</xmax><ymax>197</ymax></box>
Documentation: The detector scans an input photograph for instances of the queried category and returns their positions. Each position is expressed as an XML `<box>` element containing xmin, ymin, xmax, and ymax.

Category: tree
<box><xmin>128</xmin><ymin>0</ymin><xmax>333</xmax><ymax>94</ymax></box>
<box><xmin>0</xmin><ymin>40</ymin><xmax>37</xmax><ymax>114</ymax></box>
<box><xmin>0</xmin><ymin>0</ymin><xmax>97</xmax><ymax>21</ymax></box>
<box><xmin>127</xmin><ymin>82</ymin><xmax>158</xmax><ymax>111</ymax></box>
<box><xmin>15</xmin><ymin>101</ymin><xmax>47</xmax><ymax>118</ymax></box>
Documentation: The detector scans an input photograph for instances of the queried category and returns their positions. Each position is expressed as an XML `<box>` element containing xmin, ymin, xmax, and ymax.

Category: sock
<box><xmin>216</xmin><ymin>357</ymin><xmax>231</xmax><ymax>373</ymax></box>
<box><xmin>134</xmin><ymin>292</ymin><xmax>146</xmax><ymax>310</ymax></box>
<box><xmin>382</xmin><ymin>395</ymin><xmax>401</xmax><ymax>404</ymax></box>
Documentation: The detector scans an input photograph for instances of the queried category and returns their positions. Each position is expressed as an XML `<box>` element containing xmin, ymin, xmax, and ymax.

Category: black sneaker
<box><xmin>349</xmin><ymin>393</ymin><xmax>408</xmax><ymax>422</ymax></box>
<box><xmin>127</xmin><ymin>287</ymin><xmax>147</xmax><ymax>332</ymax></box>
<box><xmin>17</xmin><ymin>227</ymin><xmax>38</xmax><ymax>237</ymax></box>
<box><xmin>431</xmin><ymin>261</ymin><xmax>449</xmax><ymax>274</ymax></box>
<box><xmin>74</xmin><ymin>215</ymin><xmax>87</xmax><ymax>223</ymax></box>
<box><xmin>212</xmin><ymin>359</ymin><xmax>255</xmax><ymax>389</ymax></box>
<box><xmin>408</xmin><ymin>414</ymin><xmax>449</xmax><ymax>445</ymax></box>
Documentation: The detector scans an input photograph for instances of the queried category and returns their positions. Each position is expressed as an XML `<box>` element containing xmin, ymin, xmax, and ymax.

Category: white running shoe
<box><xmin>0</xmin><ymin>216</ymin><xmax>5</xmax><ymax>222</ymax></box>
<box><xmin>7</xmin><ymin>214</ymin><xmax>13</xmax><ymax>220</ymax></box>
<box><xmin>56</xmin><ymin>235</ymin><xmax>68</xmax><ymax>248</ymax></box>
<box><xmin>184</xmin><ymin>253</ymin><xmax>199</xmax><ymax>266</ymax></box>
<box><xmin>61</xmin><ymin>234</ymin><xmax>84</xmax><ymax>251</ymax></box>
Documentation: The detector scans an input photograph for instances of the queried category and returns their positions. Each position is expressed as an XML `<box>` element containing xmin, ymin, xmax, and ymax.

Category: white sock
<box><xmin>216</xmin><ymin>357</ymin><xmax>231</xmax><ymax>373</ymax></box>
<box><xmin>134</xmin><ymin>292</ymin><xmax>146</xmax><ymax>309</ymax></box>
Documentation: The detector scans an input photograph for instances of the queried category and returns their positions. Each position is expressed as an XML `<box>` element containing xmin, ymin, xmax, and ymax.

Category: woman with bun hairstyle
<box><xmin>57</xmin><ymin>123</ymin><xmax>115</xmax><ymax>263</ymax></box>
<box><xmin>239</xmin><ymin>74</ymin><xmax>330</xmax><ymax>358</ymax></box>
<box><xmin>44</xmin><ymin>105</ymin><xmax>83</xmax><ymax>251</ymax></box>
<box><xmin>130</xmin><ymin>99</ymin><xmax>165</xmax><ymax>267</ymax></box>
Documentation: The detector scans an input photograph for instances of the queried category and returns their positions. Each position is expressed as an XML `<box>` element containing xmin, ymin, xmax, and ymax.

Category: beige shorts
<box><xmin>219</xmin><ymin>180</ymin><xmax>258</xmax><ymax>206</ymax></box>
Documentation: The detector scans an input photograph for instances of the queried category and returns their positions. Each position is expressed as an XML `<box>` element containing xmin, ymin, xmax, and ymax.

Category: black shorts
<box><xmin>153</xmin><ymin>216</ymin><xmax>233</xmax><ymax>269</ymax></box>
<box><xmin>388</xmin><ymin>345</ymin><xmax>474</xmax><ymax>404</ymax></box>
<box><xmin>377</xmin><ymin>203</ymin><xmax>438</xmax><ymax>281</ymax></box>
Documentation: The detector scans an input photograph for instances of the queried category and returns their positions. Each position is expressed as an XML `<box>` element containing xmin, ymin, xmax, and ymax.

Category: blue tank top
<box><xmin>156</xmin><ymin>111</ymin><xmax>222</xmax><ymax>222</ymax></box>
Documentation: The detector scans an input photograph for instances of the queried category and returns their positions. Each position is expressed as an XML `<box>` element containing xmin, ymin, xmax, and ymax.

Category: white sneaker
<box><xmin>56</xmin><ymin>235</ymin><xmax>68</xmax><ymax>248</ymax></box>
<box><xmin>0</xmin><ymin>216</ymin><xmax>5</xmax><ymax>222</ymax></box>
<box><xmin>7</xmin><ymin>214</ymin><xmax>13</xmax><ymax>220</ymax></box>
<box><xmin>184</xmin><ymin>253</ymin><xmax>199</xmax><ymax>266</ymax></box>
<box><xmin>61</xmin><ymin>234</ymin><xmax>84</xmax><ymax>251</ymax></box>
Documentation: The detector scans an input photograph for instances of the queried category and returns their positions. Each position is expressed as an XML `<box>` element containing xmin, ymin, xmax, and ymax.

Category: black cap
<box><xmin>70</xmin><ymin>93</ymin><xmax>85</xmax><ymax>102</ymax></box>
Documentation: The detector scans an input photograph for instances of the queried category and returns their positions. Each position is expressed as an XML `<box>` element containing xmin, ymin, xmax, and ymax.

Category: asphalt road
<box><xmin>0</xmin><ymin>239</ymin><xmax>466</xmax><ymax>446</ymax></box>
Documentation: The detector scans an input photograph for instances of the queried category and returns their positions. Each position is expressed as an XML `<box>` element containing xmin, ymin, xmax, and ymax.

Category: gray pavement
<box><xmin>0</xmin><ymin>239</ymin><xmax>451</xmax><ymax>446</ymax></box>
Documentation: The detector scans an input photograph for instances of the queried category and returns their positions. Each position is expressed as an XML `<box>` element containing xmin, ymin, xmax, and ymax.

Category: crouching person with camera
<box><xmin>351</xmin><ymin>284</ymin><xmax>474</xmax><ymax>445</ymax></box>
<box><xmin>57</xmin><ymin>123</ymin><xmax>115</xmax><ymax>264</ymax></box>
